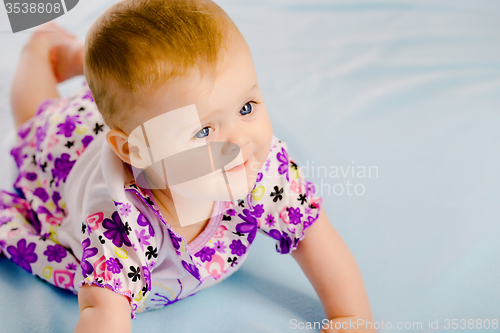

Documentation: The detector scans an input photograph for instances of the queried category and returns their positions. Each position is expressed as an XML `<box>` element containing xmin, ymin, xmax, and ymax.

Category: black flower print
<box><xmin>227</xmin><ymin>256</ymin><xmax>238</xmax><ymax>267</ymax></box>
<box><xmin>93</xmin><ymin>123</ymin><xmax>104</xmax><ymax>135</ymax></box>
<box><xmin>297</xmin><ymin>193</ymin><xmax>307</xmax><ymax>205</ymax></box>
<box><xmin>123</xmin><ymin>221</ymin><xmax>132</xmax><ymax>236</ymax></box>
<box><xmin>270</xmin><ymin>186</ymin><xmax>283</xmax><ymax>202</ymax></box>
<box><xmin>128</xmin><ymin>266</ymin><xmax>141</xmax><ymax>282</ymax></box>
<box><xmin>145</xmin><ymin>246</ymin><xmax>158</xmax><ymax>260</ymax></box>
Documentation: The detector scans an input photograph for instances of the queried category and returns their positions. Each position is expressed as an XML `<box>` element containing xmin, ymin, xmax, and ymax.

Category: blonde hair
<box><xmin>84</xmin><ymin>0</ymin><xmax>238</xmax><ymax>134</ymax></box>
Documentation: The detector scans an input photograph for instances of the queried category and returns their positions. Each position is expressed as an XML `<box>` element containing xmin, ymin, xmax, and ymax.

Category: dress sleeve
<box><xmin>77</xmin><ymin>200</ymin><xmax>158</xmax><ymax>319</ymax></box>
<box><xmin>256</xmin><ymin>137</ymin><xmax>323</xmax><ymax>254</ymax></box>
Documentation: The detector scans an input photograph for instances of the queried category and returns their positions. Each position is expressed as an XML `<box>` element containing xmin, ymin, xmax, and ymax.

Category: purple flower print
<box><xmin>142</xmin><ymin>265</ymin><xmax>152</xmax><ymax>295</ymax></box>
<box><xmin>112</xmin><ymin>278</ymin><xmax>122</xmax><ymax>291</ymax></box>
<box><xmin>6</xmin><ymin>239</ymin><xmax>38</xmax><ymax>274</ymax></box>
<box><xmin>236</xmin><ymin>209</ymin><xmax>258</xmax><ymax>244</ymax></box>
<box><xmin>81</xmin><ymin>238</ymin><xmax>98</xmax><ymax>278</ymax></box>
<box><xmin>305</xmin><ymin>181</ymin><xmax>316</xmax><ymax>197</ymax></box>
<box><xmin>265</xmin><ymin>159</ymin><xmax>271</xmax><ymax>172</ymax></box>
<box><xmin>0</xmin><ymin>240</ymin><xmax>6</xmax><ymax>249</ymax></box>
<box><xmin>288</xmin><ymin>207</ymin><xmax>303</xmax><ymax>225</ymax></box>
<box><xmin>102</xmin><ymin>211</ymin><xmax>132</xmax><ymax>248</ymax></box>
<box><xmin>268</xmin><ymin>229</ymin><xmax>293</xmax><ymax>254</ymax></box>
<box><xmin>226</xmin><ymin>209</ymin><xmax>236</xmax><ymax>216</ymax></box>
<box><xmin>265</xmin><ymin>214</ymin><xmax>276</xmax><ymax>228</ymax></box>
<box><xmin>106</xmin><ymin>257</ymin><xmax>123</xmax><ymax>274</ymax></box>
<box><xmin>66</xmin><ymin>262</ymin><xmax>77</xmax><ymax>271</ymax></box>
<box><xmin>82</xmin><ymin>135</ymin><xmax>93</xmax><ymax>148</ymax></box>
<box><xmin>119</xmin><ymin>203</ymin><xmax>132</xmax><ymax>218</ymax></box>
<box><xmin>25</xmin><ymin>172</ymin><xmax>37</xmax><ymax>181</ymax></box>
<box><xmin>52</xmin><ymin>191</ymin><xmax>62</xmax><ymax>213</ymax></box>
<box><xmin>213</xmin><ymin>240</ymin><xmax>226</xmax><ymax>254</ymax></box>
<box><xmin>26</xmin><ymin>208</ymin><xmax>42</xmax><ymax>235</ymax></box>
<box><xmin>256</xmin><ymin>172</ymin><xmax>263</xmax><ymax>182</ymax></box>
<box><xmin>182</xmin><ymin>260</ymin><xmax>200</xmax><ymax>280</ymax></box>
<box><xmin>229</xmin><ymin>239</ymin><xmax>247</xmax><ymax>256</ymax></box>
<box><xmin>250</xmin><ymin>204</ymin><xmax>264</xmax><ymax>218</ymax></box>
<box><xmin>135</xmin><ymin>229</ymin><xmax>151</xmax><ymax>251</ymax></box>
<box><xmin>51</xmin><ymin>153</ymin><xmax>76</xmax><ymax>187</ymax></box>
<box><xmin>35</xmin><ymin>122</ymin><xmax>49</xmax><ymax>151</ymax></box>
<box><xmin>137</xmin><ymin>213</ymin><xmax>155</xmax><ymax>237</ymax></box>
<box><xmin>10</xmin><ymin>143</ymin><xmax>28</xmax><ymax>168</ymax></box>
<box><xmin>194</xmin><ymin>246</ymin><xmax>216</xmax><ymax>263</ymax></box>
<box><xmin>277</xmin><ymin>147</ymin><xmax>289</xmax><ymax>182</ymax></box>
<box><xmin>82</xmin><ymin>90</ymin><xmax>94</xmax><ymax>102</ymax></box>
<box><xmin>304</xmin><ymin>215</ymin><xmax>317</xmax><ymax>229</ymax></box>
<box><xmin>56</xmin><ymin>114</ymin><xmax>81</xmax><ymax>138</ymax></box>
<box><xmin>18</xmin><ymin>125</ymin><xmax>31</xmax><ymax>140</ymax></box>
<box><xmin>0</xmin><ymin>216</ymin><xmax>13</xmax><ymax>227</ymax></box>
<box><xmin>168</xmin><ymin>229</ymin><xmax>182</xmax><ymax>250</ymax></box>
<box><xmin>33</xmin><ymin>187</ymin><xmax>49</xmax><ymax>202</ymax></box>
<box><xmin>43</xmin><ymin>244</ymin><xmax>67</xmax><ymax>263</ymax></box>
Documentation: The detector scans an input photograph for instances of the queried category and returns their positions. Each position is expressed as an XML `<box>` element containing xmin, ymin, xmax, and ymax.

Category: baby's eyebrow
<box><xmin>185</xmin><ymin>82</ymin><xmax>260</xmax><ymax>128</ymax></box>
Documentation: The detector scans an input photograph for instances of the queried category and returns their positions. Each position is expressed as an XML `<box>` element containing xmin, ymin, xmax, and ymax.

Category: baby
<box><xmin>0</xmin><ymin>0</ymin><xmax>376</xmax><ymax>332</ymax></box>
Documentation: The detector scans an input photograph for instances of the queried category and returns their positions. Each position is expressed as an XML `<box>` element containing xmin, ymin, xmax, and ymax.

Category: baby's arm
<box><xmin>291</xmin><ymin>209</ymin><xmax>376</xmax><ymax>333</ymax></box>
<box><xmin>74</xmin><ymin>284</ymin><xmax>131</xmax><ymax>333</ymax></box>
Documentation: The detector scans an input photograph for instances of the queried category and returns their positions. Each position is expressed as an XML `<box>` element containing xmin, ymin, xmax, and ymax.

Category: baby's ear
<box><xmin>105</xmin><ymin>128</ymin><xmax>148</xmax><ymax>167</ymax></box>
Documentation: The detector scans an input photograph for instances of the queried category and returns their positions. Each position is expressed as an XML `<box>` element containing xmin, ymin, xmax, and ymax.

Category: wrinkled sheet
<box><xmin>0</xmin><ymin>1</ymin><xmax>499</xmax><ymax>332</ymax></box>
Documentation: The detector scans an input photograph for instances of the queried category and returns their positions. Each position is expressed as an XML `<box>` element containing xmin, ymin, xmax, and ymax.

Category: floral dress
<box><xmin>0</xmin><ymin>79</ymin><xmax>323</xmax><ymax>318</ymax></box>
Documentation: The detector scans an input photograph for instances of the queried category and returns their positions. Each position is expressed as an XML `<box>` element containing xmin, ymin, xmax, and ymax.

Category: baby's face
<box><xmin>125</xmin><ymin>35</ymin><xmax>273</xmax><ymax>201</ymax></box>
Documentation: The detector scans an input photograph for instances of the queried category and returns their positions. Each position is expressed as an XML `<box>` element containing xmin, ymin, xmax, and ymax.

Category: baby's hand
<box><xmin>320</xmin><ymin>316</ymin><xmax>377</xmax><ymax>333</ymax></box>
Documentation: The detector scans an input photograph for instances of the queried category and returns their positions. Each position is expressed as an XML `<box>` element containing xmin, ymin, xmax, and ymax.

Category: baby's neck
<box><xmin>150</xmin><ymin>187</ymin><xmax>215</xmax><ymax>228</ymax></box>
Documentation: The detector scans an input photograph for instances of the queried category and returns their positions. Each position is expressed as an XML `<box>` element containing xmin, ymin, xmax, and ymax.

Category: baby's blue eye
<box><xmin>194</xmin><ymin>127</ymin><xmax>212</xmax><ymax>139</ymax></box>
<box><xmin>240</xmin><ymin>102</ymin><xmax>253</xmax><ymax>116</ymax></box>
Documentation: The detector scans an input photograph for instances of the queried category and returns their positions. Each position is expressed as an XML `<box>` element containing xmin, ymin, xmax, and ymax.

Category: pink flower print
<box><xmin>119</xmin><ymin>203</ymin><xmax>132</xmax><ymax>218</ymax></box>
<box><xmin>265</xmin><ymin>214</ymin><xmax>276</xmax><ymax>228</ymax></box>
<box><xmin>135</xmin><ymin>229</ymin><xmax>151</xmax><ymax>251</ymax></box>
<box><xmin>112</xmin><ymin>278</ymin><xmax>122</xmax><ymax>291</ymax></box>
<box><xmin>213</xmin><ymin>240</ymin><xmax>226</xmax><ymax>254</ymax></box>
